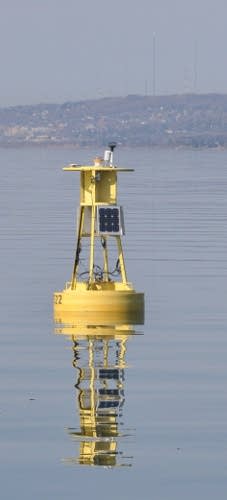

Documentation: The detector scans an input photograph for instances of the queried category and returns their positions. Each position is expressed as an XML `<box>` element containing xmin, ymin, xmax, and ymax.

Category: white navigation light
<box><xmin>104</xmin><ymin>150</ymin><xmax>111</xmax><ymax>164</ymax></box>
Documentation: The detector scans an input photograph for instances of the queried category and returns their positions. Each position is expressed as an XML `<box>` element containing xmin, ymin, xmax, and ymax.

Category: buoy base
<box><xmin>54</xmin><ymin>281</ymin><xmax>144</xmax><ymax>325</ymax></box>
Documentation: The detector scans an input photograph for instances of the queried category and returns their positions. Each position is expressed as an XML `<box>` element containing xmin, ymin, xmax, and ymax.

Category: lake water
<box><xmin>0</xmin><ymin>147</ymin><xmax>227</xmax><ymax>499</ymax></box>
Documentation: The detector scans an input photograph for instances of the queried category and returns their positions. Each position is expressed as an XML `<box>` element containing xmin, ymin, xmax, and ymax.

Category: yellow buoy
<box><xmin>54</xmin><ymin>143</ymin><xmax>144</xmax><ymax>324</ymax></box>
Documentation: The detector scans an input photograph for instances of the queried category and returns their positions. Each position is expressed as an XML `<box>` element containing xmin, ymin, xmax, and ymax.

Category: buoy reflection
<box><xmin>56</xmin><ymin>323</ymin><xmax>137</xmax><ymax>467</ymax></box>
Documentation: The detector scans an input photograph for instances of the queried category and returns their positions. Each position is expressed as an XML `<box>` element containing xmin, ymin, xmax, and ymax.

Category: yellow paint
<box><xmin>54</xmin><ymin>152</ymin><xmax>144</xmax><ymax>323</ymax></box>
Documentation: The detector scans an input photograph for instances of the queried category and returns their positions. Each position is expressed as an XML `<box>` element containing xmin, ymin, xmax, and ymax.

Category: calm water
<box><xmin>0</xmin><ymin>147</ymin><xmax>227</xmax><ymax>498</ymax></box>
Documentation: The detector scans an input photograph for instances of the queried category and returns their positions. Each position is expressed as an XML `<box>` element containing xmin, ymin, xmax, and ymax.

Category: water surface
<box><xmin>0</xmin><ymin>147</ymin><xmax>227</xmax><ymax>499</ymax></box>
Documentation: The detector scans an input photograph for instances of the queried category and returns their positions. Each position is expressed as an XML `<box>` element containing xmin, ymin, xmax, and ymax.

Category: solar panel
<box><xmin>97</xmin><ymin>206</ymin><xmax>124</xmax><ymax>235</ymax></box>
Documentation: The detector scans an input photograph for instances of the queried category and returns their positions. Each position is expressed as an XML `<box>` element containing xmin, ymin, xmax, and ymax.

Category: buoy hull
<box><xmin>54</xmin><ymin>283</ymin><xmax>144</xmax><ymax>325</ymax></box>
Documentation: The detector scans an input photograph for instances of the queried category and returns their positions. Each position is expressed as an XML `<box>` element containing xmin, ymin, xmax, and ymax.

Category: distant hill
<box><xmin>1</xmin><ymin>94</ymin><xmax>227</xmax><ymax>148</ymax></box>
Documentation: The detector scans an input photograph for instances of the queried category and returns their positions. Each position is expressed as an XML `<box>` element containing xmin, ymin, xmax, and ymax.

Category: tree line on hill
<box><xmin>0</xmin><ymin>93</ymin><xmax>227</xmax><ymax>148</ymax></box>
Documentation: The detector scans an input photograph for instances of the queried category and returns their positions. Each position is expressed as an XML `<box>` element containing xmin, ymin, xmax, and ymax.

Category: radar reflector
<box><xmin>97</xmin><ymin>206</ymin><xmax>124</xmax><ymax>235</ymax></box>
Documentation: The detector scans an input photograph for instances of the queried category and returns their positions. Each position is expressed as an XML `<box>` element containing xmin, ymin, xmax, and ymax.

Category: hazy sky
<box><xmin>0</xmin><ymin>0</ymin><xmax>227</xmax><ymax>106</ymax></box>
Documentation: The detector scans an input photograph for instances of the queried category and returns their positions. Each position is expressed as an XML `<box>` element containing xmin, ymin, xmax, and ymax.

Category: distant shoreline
<box><xmin>1</xmin><ymin>94</ymin><xmax>227</xmax><ymax>149</ymax></box>
<box><xmin>0</xmin><ymin>143</ymin><xmax>226</xmax><ymax>151</ymax></box>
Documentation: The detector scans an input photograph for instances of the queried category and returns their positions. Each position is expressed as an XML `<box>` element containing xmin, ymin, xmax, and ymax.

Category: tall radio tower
<box><xmin>153</xmin><ymin>31</ymin><xmax>156</xmax><ymax>96</ymax></box>
<box><xmin>193</xmin><ymin>41</ymin><xmax>198</xmax><ymax>93</ymax></box>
